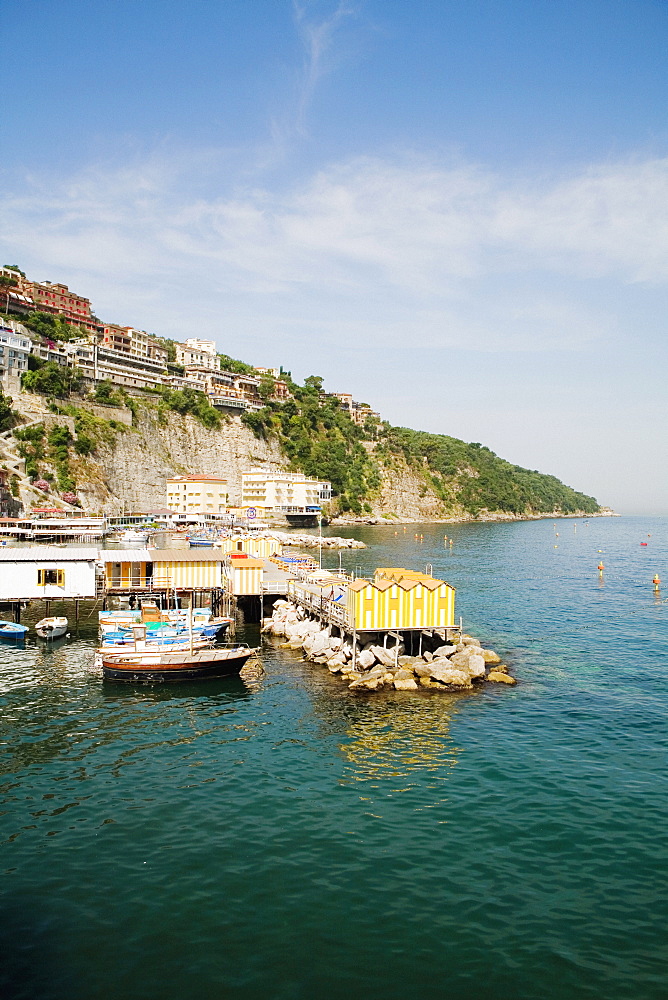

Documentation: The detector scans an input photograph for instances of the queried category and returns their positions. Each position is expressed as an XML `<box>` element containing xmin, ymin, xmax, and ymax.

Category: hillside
<box><xmin>1</xmin><ymin>383</ymin><xmax>601</xmax><ymax>520</ymax></box>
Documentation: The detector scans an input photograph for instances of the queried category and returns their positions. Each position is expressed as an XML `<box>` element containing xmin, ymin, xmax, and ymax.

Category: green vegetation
<box><xmin>242</xmin><ymin>376</ymin><xmax>380</xmax><ymax>513</ymax></box>
<box><xmin>376</xmin><ymin>427</ymin><xmax>599</xmax><ymax>515</ymax></box>
<box><xmin>21</xmin><ymin>361</ymin><xmax>81</xmax><ymax>398</ymax></box>
<box><xmin>0</xmin><ymin>389</ymin><xmax>17</xmax><ymax>432</ymax></box>
<box><xmin>22</xmin><ymin>311</ymin><xmax>88</xmax><ymax>343</ymax></box>
<box><xmin>91</xmin><ymin>380</ymin><xmax>123</xmax><ymax>406</ymax></box>
<box><xmin>147</xmin><ymin>386</ymin><xmax>221</xmax><ymax>429</ymax></box>
<box><xmin>217</xmin><ymin>353</ymin><xmax>256</xmax><ymax>375</ymax></box>
<box><xmin>14</xmin><ymin>423</ymin><xmax>46</xmax><ymax>480</ymax></box>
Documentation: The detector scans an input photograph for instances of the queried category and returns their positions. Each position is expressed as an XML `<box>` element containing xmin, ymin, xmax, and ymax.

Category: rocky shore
<box><xmin>265</xmin><ymin>530</ymin><xmax>366</xmax><ymax>550</ymax></box>
<box><xmin>330</xmin><ymin>508</ymin><xmax>617</xmax><ymax>526</ymax></box>
<box><xmin>263</xmin><ymin>600</ymin><xmax>515</xmax><ymax>692</ymax></box>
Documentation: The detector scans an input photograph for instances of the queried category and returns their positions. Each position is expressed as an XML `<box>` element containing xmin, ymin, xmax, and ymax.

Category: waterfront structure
<box><xmin>223</xmin><ymin>554</ymin><xmax>264</xmax><ymax>596</ymax></box>
<box><xmin>66</xmin><ymin>340</ymin><xmax>168</xmax><ymax>390</ymax></box>
<box><xmin>165</xmin><ymin>475</ymin><xmax>229</xmax><ymax>516</ymax></box>
<box><xmin>218</xmin><ymin>536</ymin><xmax>278</xmax><ymax>558</ymax></box>
<box><xmin>241</xmin><ymin>472</ymin><xmax>331</xmax><ymax>514</ymax></box>
<box><xmin>0</xmin><ymin>547</ymin><xmax>99</xmax><ymax>601</ymax></box>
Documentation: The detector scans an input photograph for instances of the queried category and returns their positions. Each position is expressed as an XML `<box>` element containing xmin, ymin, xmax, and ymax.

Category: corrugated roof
<box><xmin>150</xmin><ymin>549</ymin><xmax>225</xmax><ymax>562</ymax></box>
<box><xmin>0</xmin><ymin>547</ymin><xmax>99</xmax><ymax>562</ymax></box>
<box><xmin>99</xmin><ymin>549</ymin><xmax>152</xmax><ymax>562</ymax></box>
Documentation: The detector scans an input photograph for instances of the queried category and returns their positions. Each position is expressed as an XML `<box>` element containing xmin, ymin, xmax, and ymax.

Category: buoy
<box><xmin>555</xmin><ymin>532</ymin><xmax>559</xmax><ymax>537</ymax></box>
<box><xmin>653</xmin><ymin>574</ymin><xmax>661</xmax><ymax>592</ymax></box>
<box><xmin>641</xmin><ymin>542</ymin><xmax>648</xmax><ymax>546</ymax></box>
<box><xmin>598</xmin><ymin>562</ymin><xmax>604</xmax><ymax>577</ymax></box>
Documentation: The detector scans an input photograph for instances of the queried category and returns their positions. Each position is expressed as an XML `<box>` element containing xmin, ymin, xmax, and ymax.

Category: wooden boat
<box><xmin>35</xmin><ymin>616</ymin><xmax>69</xmax><ymax>639</ymax></box>
<box><xmin>0</xmin><ymin>620</ymin><xmax>28</xmax><ymax>639</ymax></box>
<box><xmin>101</xmin><ymin>643</ymin><xmax>258</xmax><ymax>683</ymax></box>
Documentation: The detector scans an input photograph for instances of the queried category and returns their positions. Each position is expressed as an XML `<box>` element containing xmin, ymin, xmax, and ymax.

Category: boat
<box><xmin>101</xmin><ymin>643</ymin><xmax>258</xmax><ymax>683</ymax></box>
<box><xmin>0</xmin><ymin>620</ymin><xmax>29</xmax><ymax>639</ymax></box>
<box><xmin>118</xmin><ymin>529</ymin><xmax>150</xmax><ymax>545</ymax></box>
<box><xmin>188</xmin><ymin>536</ymin><xmax>214</xmax><ymax>548</ymax></box>
<box><xmin>35</xmin><ymin>616</ymin><xmax>69</xmax><ymax>639</ymax></box>
<box><xmin>99</xmin><ymin>635</ymin><xmax>214</xmax><ymax>651</ymax></box>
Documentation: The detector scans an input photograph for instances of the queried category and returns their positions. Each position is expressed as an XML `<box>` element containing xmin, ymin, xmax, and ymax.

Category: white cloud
<box><xmin>1</xmin><ymin>151</ymin><xmax>667</xmax><ymax>355</ymax></box>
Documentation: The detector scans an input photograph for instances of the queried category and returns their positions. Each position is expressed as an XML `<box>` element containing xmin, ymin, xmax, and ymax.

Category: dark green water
<box><xmin>1</xmin><ymin>517</ymin><xmax>666</xmax><ymax>1000</ymax></box>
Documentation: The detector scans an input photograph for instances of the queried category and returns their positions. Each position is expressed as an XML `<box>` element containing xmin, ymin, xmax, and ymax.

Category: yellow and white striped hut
<box><xmin>346</xmin><ymin>568</ymin><xmax>455</xmax><ymax>631</ymax></box>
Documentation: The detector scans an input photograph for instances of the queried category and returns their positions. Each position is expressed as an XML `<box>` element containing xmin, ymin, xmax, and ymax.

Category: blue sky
<box><xmin>2</xmin><ymin>0</ymin><xmax>667</xmax><ymax>513</ymax></box>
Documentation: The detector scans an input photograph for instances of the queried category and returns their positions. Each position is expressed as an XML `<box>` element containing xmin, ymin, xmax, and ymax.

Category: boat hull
<box><xmin>35</xmin><ymin>617</ymin><xmax>68</xmax><ymax>639</ymax></box>
<box><xmin>101</xmin><ymin>646</ymin><xmax>257</xmax><ymax>683</ymax></box>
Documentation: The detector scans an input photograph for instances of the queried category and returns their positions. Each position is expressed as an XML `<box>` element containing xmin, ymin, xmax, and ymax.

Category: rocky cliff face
<box><xmin>81</xmin><ymin>407</ymin><xmax>284</xmax><ymax>512</ymax></box>
<box><xmin>7</xmin><ymin>394</ymin><xmax>284</xmax><ymax>513</ymax></box>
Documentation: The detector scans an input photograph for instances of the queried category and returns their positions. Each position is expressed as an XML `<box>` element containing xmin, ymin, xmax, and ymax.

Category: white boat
<box><xmin>118</xmin><ymin>529</ymin><xmax>150</xmax><ymax>544</ymax></box>
<box><xmin>35</xmin><ymin>616</ymin><xmax>69</xmax><ymax>639</ymax></box>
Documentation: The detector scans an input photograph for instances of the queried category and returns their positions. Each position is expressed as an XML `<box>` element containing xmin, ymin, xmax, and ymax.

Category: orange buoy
<box><xmin>653</xmin><ymin>574</ymin><xmax>661</xmax><ymax>592</ymax></box>
<box><xmin>598</xmin><ymin>562</ymin><xmax>604</xmax><ymax>577</ymax></box>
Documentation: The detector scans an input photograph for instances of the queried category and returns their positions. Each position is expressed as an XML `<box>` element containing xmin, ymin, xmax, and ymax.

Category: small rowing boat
<box><xmin>0</xmin><ymin>620</ymin><xmax>29</xmax><ymax>639</ymax></box>
<box><xmin>35</xmin><ymin>616</ymin><xmax>69</xmax><ymax>639</ymax></box>
<box><xmin>101</xmin><ymin>643</ymin><xmax>258</xmax><ymax>683</ymax></box>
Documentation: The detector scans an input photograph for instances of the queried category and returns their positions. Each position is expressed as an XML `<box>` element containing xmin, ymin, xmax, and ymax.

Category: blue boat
<box><xmin>0</xmin><ymin>620</ymin><xmax>29</xmax><ymax>639</ymax></box>
<box><xmin>188</xmin><ymin>537</ymin><xmax>214</xmax><ymax>548</ymax></box>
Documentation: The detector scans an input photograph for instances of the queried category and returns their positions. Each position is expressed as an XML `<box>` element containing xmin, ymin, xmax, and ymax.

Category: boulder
<box><xmin>393</xmin><ymin>668</ymin><xmax>415</xmax><ymax>680</ymax></box>
<box><xmin>398</xmin><ymin>655</ymin><xmax>418</xmax><ymax>667</ymax></box>
<box><xmin>328</xmin><ymin>663</ymin><xmax>342</xmax><ymax>674</ymax></box>
<box><xmin>419</xmin><ymin>676</ymin><xmax>434</xmax><ymax>688</ymax></box>
<box><xmin>433</xmin><ymin>644</ymin><xmax>456</xmax><ymax>658</ymax></box>
<box><xmin>429</xmin><ymin>665</ymin><xmax>472</xmax><ymax>687</ymax></box>
<box><xmin>393</xmin><ymin>677</ymin><xmax>418</xmax><ymax>690</ymax></box>
<box><xmin>414</xmin><ymin>664</ymin><xmax>435</xmax><ymax>678</ymax></box>
<box><xmin>482</xmin><ymin>649</ymin><xmax>501</xmax><ymax>665</ymax></box>
<box><xmin>383</xmin><ymin>672</ymin><xmax>395</xmax><ymax>684</ymax></box>
<box><xmin>370</xmin><ymin>645</ymin><xmax>397</xmax><ymax>668</ymax></box>
<box><xmin>423</xmin><ymin>650</ymin><xmax>433</xmax><ymax>662</ymax></box>
<box><xmin>487</xmin><ymin>671</ymin><xmax>516</xmax><ymax>685</ymax></box>
<box><xmin>462</xmin><ymin>635</ymin><xmax>479</xmax><ymax>645</ymax></box>
<box><xmin>466</xmin><ymin>654</ymin><xmax>486</xmax><ymax>679</ymax></box>
<box><xmin>357</xmin><ymin>649</ymin><xmax>376</xmax><ymax>670</ymax></box>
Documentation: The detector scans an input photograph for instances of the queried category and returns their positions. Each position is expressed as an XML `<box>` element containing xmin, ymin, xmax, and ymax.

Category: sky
<box><xmin>2</xmin><ymin>0</ymin><xmax>667</xmax><ymax>514</ymax></box>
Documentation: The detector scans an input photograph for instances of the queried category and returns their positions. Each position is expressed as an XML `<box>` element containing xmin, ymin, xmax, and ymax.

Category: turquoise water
<box><xmin>1</xmin><ymin>516</ymin><xmax>666</xmax><ymax>1000</ymax></box>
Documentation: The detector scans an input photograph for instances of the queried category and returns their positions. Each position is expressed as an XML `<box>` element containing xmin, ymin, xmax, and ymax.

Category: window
<box><xmin>37</xmin><ymin>568</ymin><xmax>65</xmax><ymax>586</ymax></box>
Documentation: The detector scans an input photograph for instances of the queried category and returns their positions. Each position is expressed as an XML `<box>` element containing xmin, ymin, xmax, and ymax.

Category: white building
<box><xmin>165</xmin><ymin>475</ymin><xmax>229</xmax><ymax>516</ymax></box>
<box><xmin>0</xmin><ymin>547</ymin><xmax>99</xmax><ymax>600</ymax></box>
<box><xmin>176</xmin><ymin>341</ymin><xmax>221</xmax><ymax>370</ymax></box>
<box><xmin>0</xmin><ymin>323</ymin><xmax>32</xmax><ymax>384</ymax></box>
<box><xmin>241</xmin><ymin>472</ymin><xmax>331</xmax><ymax>514</ymax></box>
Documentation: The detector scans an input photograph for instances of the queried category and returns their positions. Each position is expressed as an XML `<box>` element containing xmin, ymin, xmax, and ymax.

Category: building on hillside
<box><xmin>0</xmin><ymin>323</ymin><xmax>32</xmax><ymax>385</ymax></box>
<box><xmin>241</xmin><ymin>472</ymin><xmax>331</xmax><ymax>514</ymax></box>
<box><xmin>185</xmin><ymin>338</ymin><xmax>217</xmax><ymax>355</ymax></box>
<box><xmin>102</xmin><ymin>323</ymin><xmax>132</xmax><ymax>353</ymax></box>
<box><xmin>30</xmin><ymin>338</ymin><xmax>69</xmax><ymax>367</ymax></box>
<box><xmin>329</xmin><ymin>392</ymin><xmax>380</xmax><ymax>426</ymax></box>
<box><xmin>0</xmin><ymin>268</ymin><xmax>34</xmax><ymax>314</ymax></box>
<box><xmin>66</xmin><ymin>341</ymin><xmax>168</xmax><ymax>390</ymax></box>
<box><xmin>23</xmin><ymin>280</ymin><xmax>100</xmax><ymax>334</ymax></box>
<box><xmin>176</xmin><ymin>341</ymin><xmax>221</xmax><ymax>370</ymax></box>
<box><xmin>254</xmin><ymin>368</ymin><xmax>292</xmax><ymax>400</ymax></box>
<box><xmin>165</xmin><ymin>475</ymin><xmax>229</xmax><ymax>516</ymax></box>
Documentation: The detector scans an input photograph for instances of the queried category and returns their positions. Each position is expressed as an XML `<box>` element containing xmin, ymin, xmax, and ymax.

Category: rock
<box><xmin>487</xmin><ymin>671</ymin><xmax>516</xmax><ymax>685</ymax></box>
<box><xmin>393</xmin><ymin>668</ymin><xmax>415</xmax><ymax>680</ymax></box>
<box><xmin>422</xmin><ymin>650</ymin><xmax>433</xmax><ymax>662</ymax></box>
<box><xmin>466</xmin><ymin>654</ymin><xmax>486</xmax><ymax>679</ymax></box>
<box><xmin>288</xmin><ymin>640</ymin><xmax>305</xmax><ymax>649</ymax></box>
<box><xmin>419</xmin><ymin>676</ymin><xmax>433</xmax><ymax>688</ymax></box>
<box><xmin>428</xmin><ymin>665</ymin><xmax>472</xmax><ymax>687</ymax></box>
<box><xmin>383</xmin><ymin>672</ymin><xmax>394</xmax><ymax>684</ymax></box>
<box><xmin>433</xmin><ymin>644</ymin><xmax>456</xmax><ymax>658</ymax></box>
<box><xmin>414</xmin><ymin>664</ymin><xmax>434</xmax><ymax>678</ymax></box>
<box><xmin>398</xmin><ymin>655</ymin><xmax>418</xmax><ymax>667</ymax></box>
<box><xmin>328</xmin><ymin>663</ymin><xmax>342</xmax><ymax>674</ymax></box>
<box><xmin>370</xmin><ymin>645</ymin><xmax>397</xmax><ymax>668</ymax></box>
<box><xmin>462</xmin><ymin>635</ymin><xmax>479</xmax><ymax>645</ymax></box>
<box><xmin>482</xmin><ymin>649</ymin><xmax>501</xmax><ymax>665</ymax></box>
<box><xmin>357</xmin><ymin>649</ymin><xmax>376</xmax><ymax>670</ymax></box>
<box><xmin>493</xmin><ymin>663</ymin><xmax>509</xmax><ymax>673</ymax></box>
<box><xmin>393</xmin><ymin>677</ymin><xmax>418</xmax><ymax>690</ymax></box>
<box><xmin>327</xmin><ymin>655</ymin><xmax>346</xmax><ymax>668</ymax></box>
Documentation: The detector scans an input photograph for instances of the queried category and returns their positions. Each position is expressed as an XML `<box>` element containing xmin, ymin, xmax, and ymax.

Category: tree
<box><xmin>0</xmin><ymin>273</ymin><xmax>18</xmax><ymax>313</ymax></box>
<box><xmin>0</xmin><ymin>389</ymin><xmax>17</xmax><ymax>432</ymax></box>
<box><xmin>21</xmin><ymin>362</ymin><xmax>81</xmax><ymax>398</ymax></box>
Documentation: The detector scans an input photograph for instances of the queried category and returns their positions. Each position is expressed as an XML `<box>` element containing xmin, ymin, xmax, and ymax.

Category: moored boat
<box><xmin>101</xmin><ymin>643</ymin><xmax>258</xmax><ymax>683</ymax></box>
<box><xmin>0</xmin><ymin>620</ymin><xmax>29</xmax><ymax>639</ymax></box>
<box><xmin>118</xmin><ymin>529</ymin><xmax>150</xmax><ymax>545</ymax></box>
<box><xmin>35</xmin><ymin>616</ymin><xmax>69</xmax><ymax>639</ymax></box>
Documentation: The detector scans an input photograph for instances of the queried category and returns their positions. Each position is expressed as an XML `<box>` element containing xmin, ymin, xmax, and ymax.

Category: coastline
<box><xmin>329</xmin><ymin>508</ymin><xmax>618</xmax><ymax>526</ymax></box>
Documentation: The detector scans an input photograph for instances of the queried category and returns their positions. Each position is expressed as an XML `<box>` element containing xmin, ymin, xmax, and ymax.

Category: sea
<box><xmin>0</xmin><ymin>515</ymin><xmax>666</xmax><ymax>1000</ymax></box>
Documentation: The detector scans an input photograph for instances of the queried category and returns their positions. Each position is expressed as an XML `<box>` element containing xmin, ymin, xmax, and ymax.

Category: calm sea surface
<box><xmin>0</xmin><ymin>516</ymin><xmax>666</xmax><ymax>1000</ymax></box>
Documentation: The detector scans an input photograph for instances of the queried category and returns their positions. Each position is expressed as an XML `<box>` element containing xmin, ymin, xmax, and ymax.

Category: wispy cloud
<box><xmin>292</xmin><ymin>0</ymin><xmax>358</xmax><ymax>134</ymax></box>
<box><xmin>1</xmin><ymin>151</ymin><xmax>666</xmax><ymax>357</ymax></box>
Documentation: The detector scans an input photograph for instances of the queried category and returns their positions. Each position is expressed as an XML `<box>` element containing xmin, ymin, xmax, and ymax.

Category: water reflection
<box><xmin>338</xmin><ymin>693</ymin><xmax>465</xmax><ymax>783</ymax></box>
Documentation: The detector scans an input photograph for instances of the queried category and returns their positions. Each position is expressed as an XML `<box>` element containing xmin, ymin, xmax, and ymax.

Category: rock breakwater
<box><xmin>263</xmin><ymin>600</ymin><xmax>515</xmax><ymax>692</ymax></box>
<box><xmin>266</xmin><ymin>530</ymin><xmax>365</xmax><ymax>550</ymax></box>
